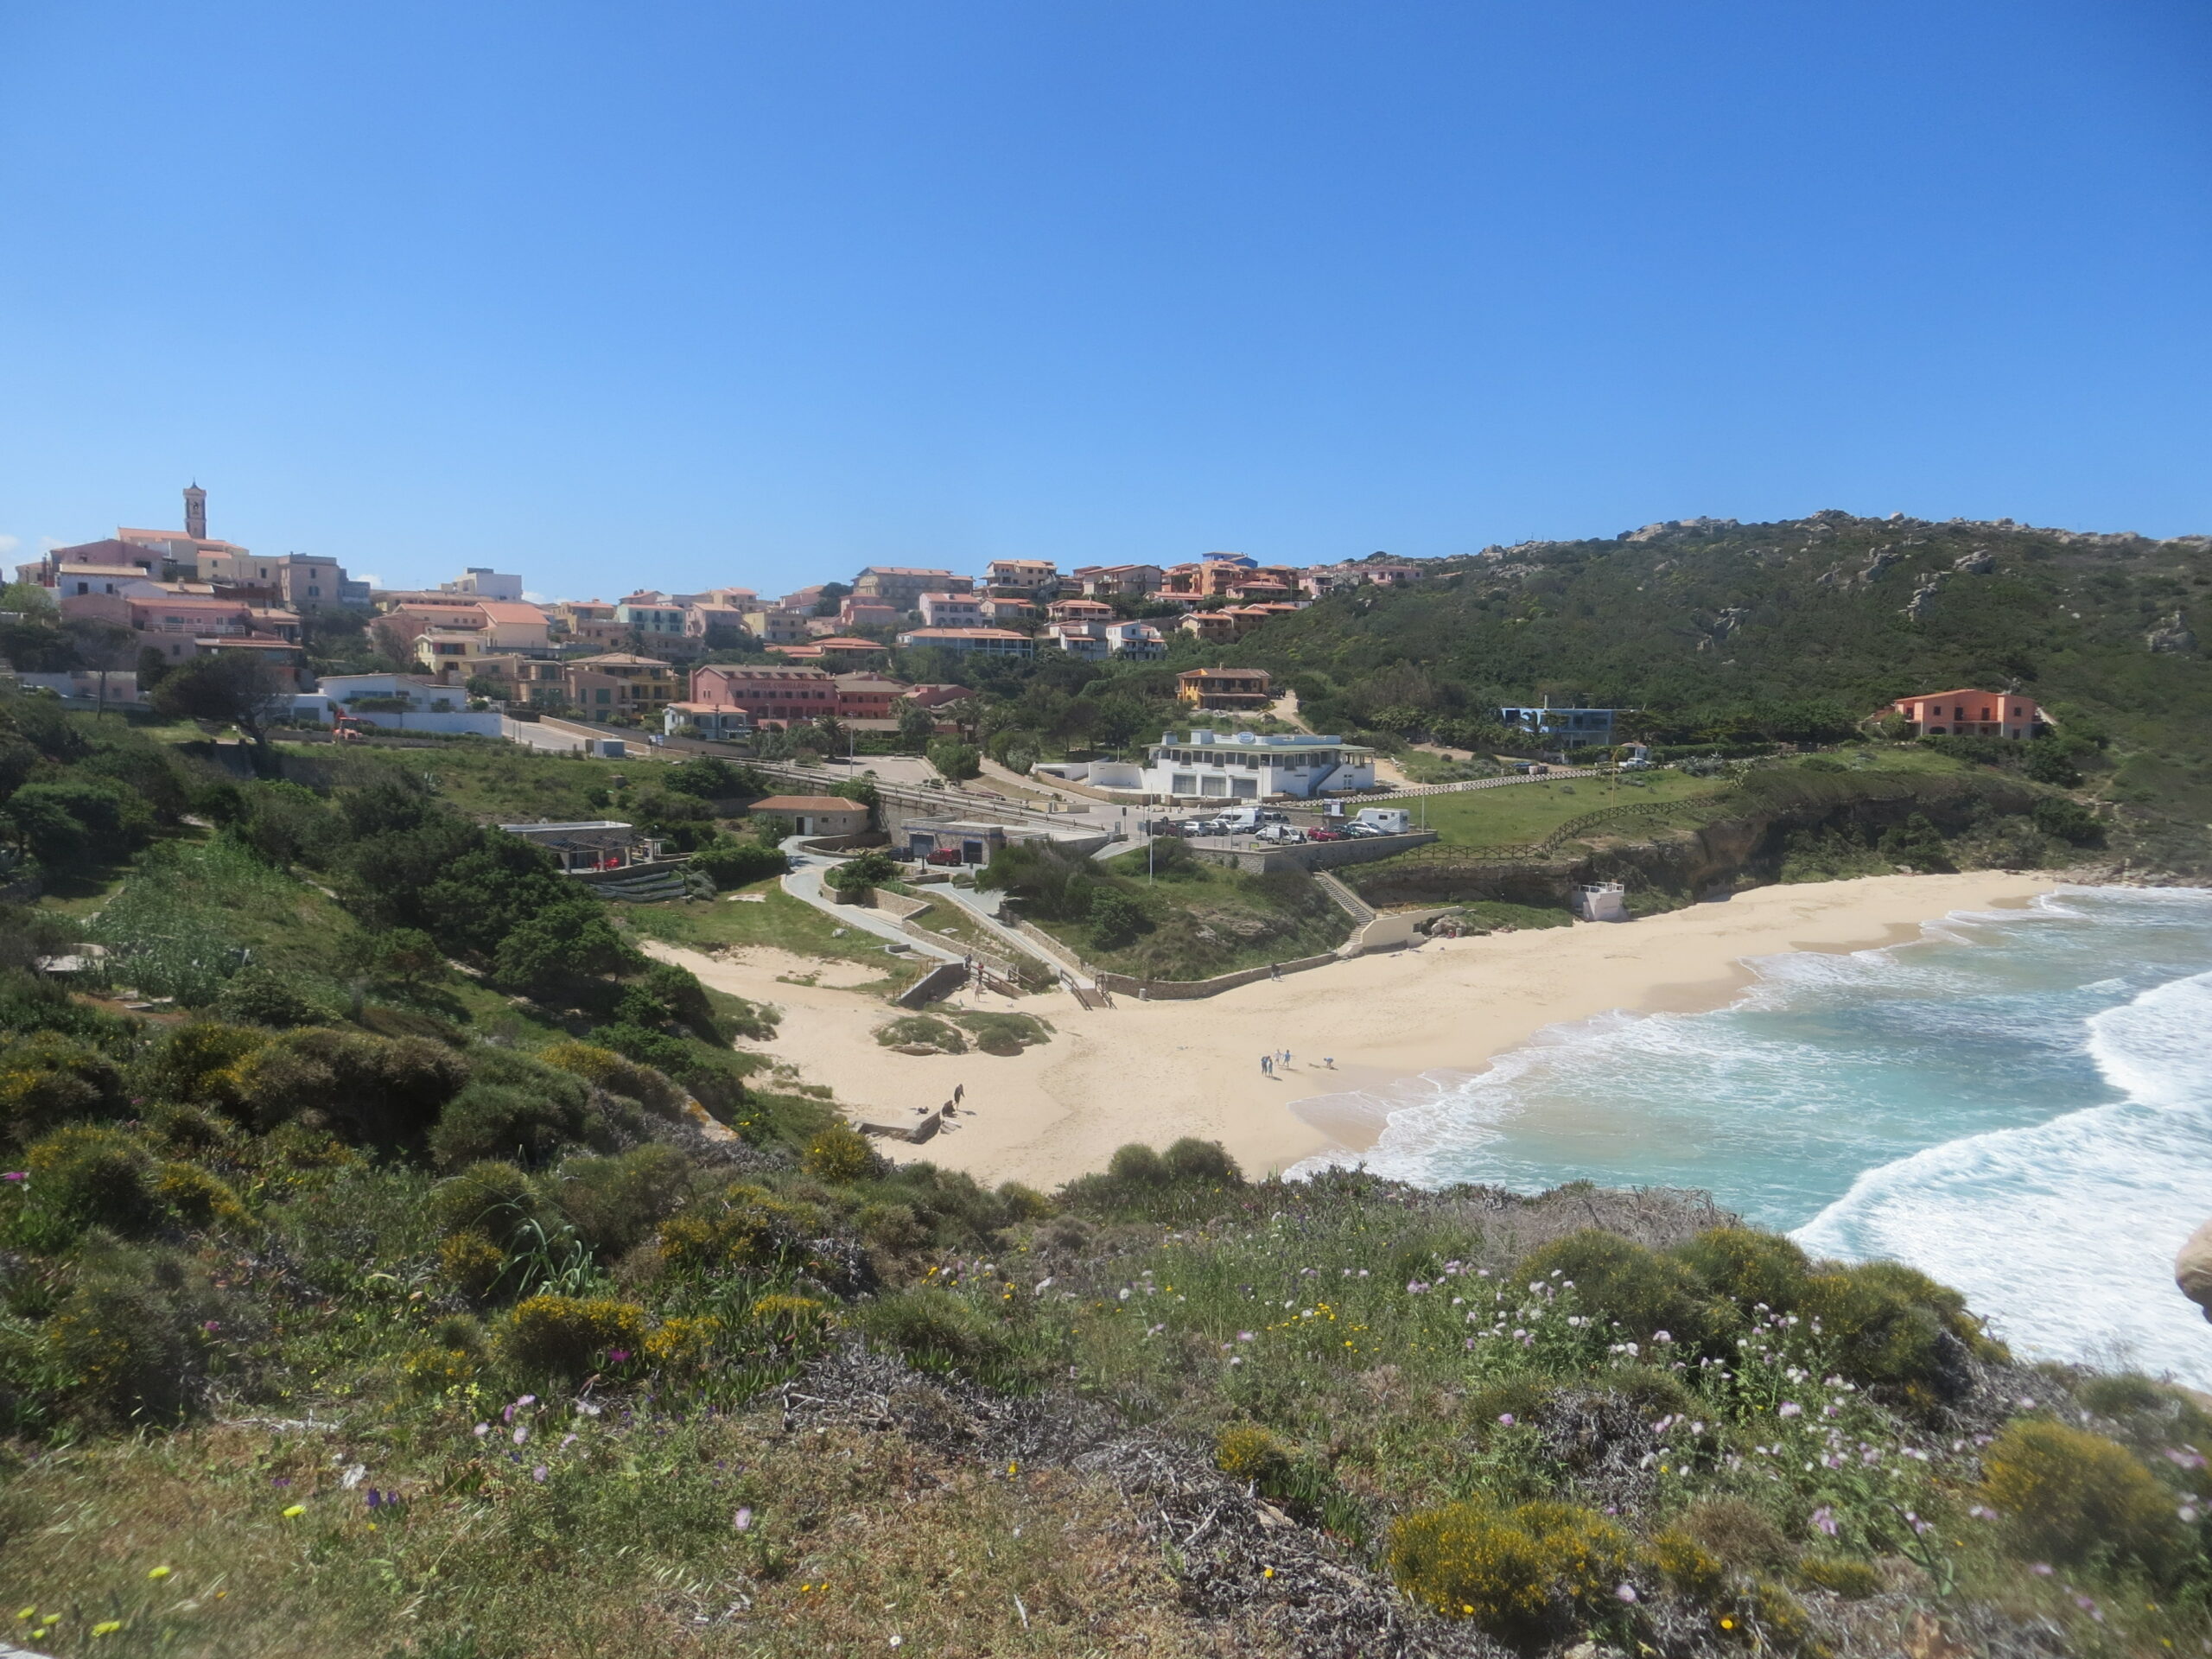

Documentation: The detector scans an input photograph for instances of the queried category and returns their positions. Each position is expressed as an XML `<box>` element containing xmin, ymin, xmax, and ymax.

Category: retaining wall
<box><xmin>1188</xmin><ymin>830</ymin><xmax>1437</xmax><ymax>873</ymax></box>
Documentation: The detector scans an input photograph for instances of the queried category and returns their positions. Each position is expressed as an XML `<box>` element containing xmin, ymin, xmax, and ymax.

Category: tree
<box><xmin>824</xmin><ymin>849</ymin><xmax>897</xmax><ymax>899</ymax></box>
<box><xmin>61</xmin><ymin>620</ymin><xmax>137</xmax><ymax>717</ymax></box>
<box><xmin>492</xmin><ymin>902</ymin><xmax>645</xmax><ymax>1004</ymax></box>
<box><xmin>691</xmin><ymin>840</ymin><xmax>788</xmax><ymax>889</ymax></box>
<box><xmin>1087</xmin><ymin>885</ymin><xmax>1148</xmax><ymax>950</ymax></box>
<box><xmin>896</xmin><ymin>701</ymin><xmax>937</xmax><ymax>749</ymax></box>
<box><xmin>151</xmin><ymin>651</ymin><xmax>291</xmax><ymax>746</ymax></box>
<box><xmin>927</xmin><ymin>737</ymin><xmax>981</xmax><ymax>783</ymax></box>
<box><xmin>3</xmin><ymin>779</ymin><xmax>155</xmax><ymax>865</ymax></box>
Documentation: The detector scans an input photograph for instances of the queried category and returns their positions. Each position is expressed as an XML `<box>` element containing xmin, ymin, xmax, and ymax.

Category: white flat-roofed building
<box><xmin>1140</xmin><ymin>728</ymin><xmax>1375</xmax><ymax>802</ymax></box>
<box><xmin>895</xmin><ymin>626</ymin><xmax>1033</xmax><ymax>658</ymax></box>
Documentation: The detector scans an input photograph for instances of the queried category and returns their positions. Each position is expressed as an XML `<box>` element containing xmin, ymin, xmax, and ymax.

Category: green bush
<box><xmin>211</xmin><ymin>967</ymin><xmax>327</xmax><ymax>1029</ymax></box>
<box><xmin>657</xmin><ymin>1181</ymin><xmax>808</xmax><ymax>1274</ymax></box>
<box><xmin>1799</xmin><ymin>1259</ymin><xmax>1993</xmax><ymax>1405</ymax></box>
<box><xmin>1518</xmin><ymin>1230</ymin><xmax>1727</xmax><ymax>1348</ymax></box>
<box><xmin>502</xmin><ymin>1294</ymin><xmax>647</xmax><ymax>1377</ymax></box>
<box><xmin>0</xmin><ymin>1033</ymin><xmax>126</xmax><ymax>1145</ymax></box>
<box><xmin>46</xmin><ymin>1270</ymin><xmax>200</xmax><ymax>1422</ymax></box>
<box><xmin>1107</xmin><ymin>1143</ymin><xmax>1169</xmax><ymax>1186</ymax></box>
<box><xmin>1161</xmin><ymin>1137</ymin><xmax>1242</xmax><ymax>1185</ymax></box>
<box><xmin>142</xmin><ymin>1022</ymin><xmax>267</xmax><ymax>1109</ymax></box>
<box><xmin>860</xmin><ymin>1287</ymin><xmax>1020</xmax><ymax>1383</ymax></box>
<box><xmin>1673</xmin><ymin>1227</ymin><xmax>1813</xmax><ymax>1312</ymax></box>
<box><xmin>2031</xmin><ymin>795</ymin><xmax>2102</xmax><ymax>845</ymax></box>
<box><xmin>429</xmin><ymin>1079</ymin><xmax>589</xmax><ymax>1171</ymax></box>
<box><xmin>431</xmin><ymin>1160</ymin><xmax>549</xmax><ymax>1253</ymax></box>
<box><xmin>537</xmin><ymin>1040</ymin><xmax>686</xmax><ymax>1116</ymax></box>
<box><xmin>1216</xmin><ymin>1423</ymin><xmax>1296</xmax><ymax>1491</ymax></box>
<box><xmin>1387</xmin><ymin>1497</ymin><xmax>1637</xmax><ymax>1651</ymax></box>
<box><xmin>542</xmin><ymin>1146</ymin><xmax>690</xmax><ymax>1259</ymax></box>
<box><xmin>154</xmin><ymin>1162</ymin><xmax>248</xmax><ymax>1230</ymax></box>
<box><xmin>1794</xmin><ymin>1556</ymin><xmax>1880</xmax><ymax>1598</ymax></box>
<box><xmin>802</xmin><ymin>1122</ymin><xmax>880</xmax><ymax>1184</ymax></box>
<box><xmin>1087</xmin><ymin>885</ymin><xmax>1148</xmax><ymax>949</ymax></box>
<box><xmin>223</xmin><ymin>1028</ymin><xmax>469</xmax><ymax>1147</ymax></box>
<box><xmin>24</xmin><ymin>1126</ymin><xmax>162</xmax><ymax>1235</ymax></box>
<box><xmin>1980</xmin><ymin>1419</ymin><xmax>2186</xmax><ymax>1576</ymax></box>
<box><xmin>856</xmin><ymin>1201</ymin><xmax>930</xmax><ymax>1254</ymax></box>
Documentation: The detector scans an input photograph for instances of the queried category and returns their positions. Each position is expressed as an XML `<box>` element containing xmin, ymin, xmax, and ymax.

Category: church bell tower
<box><xmin>183</xmin><ymin>482</ymin><xmax>207</xmax><ymax>542</ymax></box>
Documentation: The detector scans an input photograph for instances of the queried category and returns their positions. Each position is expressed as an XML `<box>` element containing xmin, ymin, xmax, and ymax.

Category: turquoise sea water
<box><xmin>1298</xmin><ymin>887</ymin><xmax>2212</xmax><ymax>1388</ymax></box>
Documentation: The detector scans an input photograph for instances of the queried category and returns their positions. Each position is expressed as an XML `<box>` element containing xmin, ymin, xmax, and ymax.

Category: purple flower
<box><xmin>1236</xmin><ymin>1332</ymin><xmax>1254</xmax><ymax>1343</ymax></box>
<box><xmin>512</xmin><ymin>1425</ymin><xmax>529</xmax><ymax>1445</ymax></box>
<box><xmin>733</xmin><ymin>1506</ymin><xmax>753</xmax><ymax>1533</ymax></box>
<box><xmin>531</xmin><ymin>1465</ymin><xmax>549</xmax><ymax>1483</ymax></box>
<box><xmin>1</xmin><ymin>1173</ymin><xmax>26</xmax><ymax>1183</ymax></box>
<box><xmin>1614</xmin><ymin>1584</ymin><xmax>1638</xmax><ymax>1604</ymax></box>
<box><xmin>1497</xmin><ymin>1414</ymin><xmax>1515</xmax><ymax>1427</ymax></box>
<box><xmin>1809</xmin><ymin>1505</ymin><xmax>1838</xmax><ymax>1538</ymax></box>
<box><xmin>607</xmin><ymin>1350</ymin><xmax>631</xmax><ymax>1364</ymax></box>
<box><xmin>202</xmin><ymin>1320</ymin><xmax>221</xmax><ymax>1332</ymax></box>
<box><xmin>473</xmin><ymin>1422</ymin><xmax>490</xmax><ymax>1438</ymax></box>
<box><xmin>1778</xmin><ymin>1402</ymin><xmax>1802</xmax><ymax>1419</ymax></box>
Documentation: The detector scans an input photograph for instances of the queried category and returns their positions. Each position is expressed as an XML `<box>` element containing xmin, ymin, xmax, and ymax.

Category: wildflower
<box><xmin>1652</xmin><ymin>1330</ymin><xmax>1673</xmax><ymax>1344</ymax></box>
<box><xmin>1778</xmin><ymin>1402</ymin><xmax>1802</xmax><ymax>1419</ymax></box>
<box><xmin>1809</xmin><ymin>1505</ymin><xmax>1838</xmax><ymax>1537</ymax></box>
<box><xmin>1497</xmin><ymin>1414</ymin><xmax>1514</xmax><ymax>1426</ymax></box>
<box><xmin>473</xmin><ymin>1422</ymin><xmax>490</xmax><ymax>1437</ymax></box>
<box><xmin>93</xmin><ymin>1622</ymin><xmax>123</xmax><ymax>1637</ymax></box>
<box><xmin>2031</xmin><ymin>1563</ymin><xmax>2053</xmax><ymax>1576</ymax></box>
<box><xmin>532</xmin><ymin>1465</ymin><xmax>549</xmax><ymax>1483</ymax></box>
<box><xmin>2165</xmin><ymin>1446</ymin><xmax>2208</xmax><ymax>1471</ymax></box>
<box><xmin>512</xmin><ymin>1426</ymin><xmax>530</xmax><ymax>1446</ymax></box>
<box><xmin>1007</xmin><ymin>1462</ymin><xmax>1018</xmax><ymax>1476</ymax></box>
<box><xmin>282</xmin><ymin>1504</ymin><xmax>306</xmax><ymax>1518</ymax></box>
<box><xmin>148</xmin><ymin>1566</ymin><xmax>171</xmax><ymax>1580</ymax></box>
<box><xmin>1262</xmin><ymin>1567</ymin><xmax>1274</xmax><ymax>1578</ymax></box>
<box><xmin>1719</xmin><ymin>1618</ymin><xmax>1734</xmax><ymax>1630</ymax></box>
<box><xmin>13</xmin><ymin>1608</ymin><xmax>30</xmax><ymax>1621</ymax></box>
<box><xmin>1236</xmin><ymin>1332</ymin><xmax>1254</xmax><ymax>1342</ymax></box>
<box><xmin>1615</xmin><ymin>1584</ymin><xmax>1637</xmax><ymax>1603</ymax></box>
<box><xmin>2181</xmin><ymin>1504</ymin><xmax>2201</xmax><ymax>1524</ymax></box>
<box><xmin>734</xmin><ymin>1507</ymin><xmax>753</xmax><ymax>1532</ymax></box>
<box><xmin>0</xmin><ymin>1173</ymin><xmax>22</xmax><ymax>1183</ymax></box>
<box><xmin>202</xmin><ymin>1320</ymin><xmax>221</xmax><ymax>1332</ymax></box>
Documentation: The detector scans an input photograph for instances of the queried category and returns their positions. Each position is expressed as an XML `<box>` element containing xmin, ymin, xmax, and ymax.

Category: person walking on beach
<box><xmin>1261</xmin><ymin>1054</ymin><xmax>1273</xmax><ymax>1077</ymax></box>
<box><xmin>953</xmin><ymin>1084</ymin><xmax>964</xmax><ymax>1106</ymax></box>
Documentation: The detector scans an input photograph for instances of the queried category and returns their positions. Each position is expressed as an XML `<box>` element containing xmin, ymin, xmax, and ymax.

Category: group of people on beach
<box><xmin>1261</xmin><ymin>1050</ymin><xmax>1335</xmax><ymax>1077</ymax></box>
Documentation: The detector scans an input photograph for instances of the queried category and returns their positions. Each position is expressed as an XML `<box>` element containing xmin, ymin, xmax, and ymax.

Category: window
<box><xmin>596</xmin><ymin>689</ymin><xmax>611</xmax><ymax>705</ymax></box>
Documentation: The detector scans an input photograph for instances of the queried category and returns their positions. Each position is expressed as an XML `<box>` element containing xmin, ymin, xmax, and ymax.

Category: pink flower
<box><xmin>472</xmin><ymin>1423</ymin><xmax>490</xmax><ymax>1438</ymax></box>
<box><xmin>1809</xmin><ymin>1505</ymin><xmax>1838</xmax><ymax>1538</ymax></box>
<box><xmin>0</xmin><ymin>1173</ymin><xmax>25</xmax><ymax>1183</ymax></box>
<box><xmin>1236</xmin><ymin>1332</ymin><xmax>1254</xmax><ymax>1343</ymax></box>
<box><xmin>1777</xmin><ymin>1402</ymin><xmax>1802</xmax><ymax>1419</ymax></box>
<box><xmin>531</xmin><ymin>1465</ymin><xmax>549</xmax><ymax>1483</ymax></box>
<box><xmin>1497</xmin><ymin>1414</ymin><xmax>1515</xmax><ymax>1427</ymax></box>
<box><xmin>734</xmin><ymin>1507</ymin><xmax>753</xmax><ymax>1532</ymax></box>
<box><xmin>512</xmin><ymin>1425</ymin><xmax>529</xmax><ymax>1445</ymax></box>
<box><xmin>607</xmin><ymin>1350</ymin><xmax>631</xmax><ymax>1363</ymax></box>
<box><xmin>1613</xmin><ymin>1584</ymin><xmax>1637</xmax><ymax>1604</ymax></box>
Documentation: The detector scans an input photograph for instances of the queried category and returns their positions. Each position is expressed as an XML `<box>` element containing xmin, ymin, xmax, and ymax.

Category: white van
<box><xmin>1351</xmin><ymin>807</ymin><xmax>1411</xmax><ymax>835</ymax></box>
<box><xmin>1214</xmin><ymin>807</ymin><xmax>1289</xmax><ymax>835</ymax></box>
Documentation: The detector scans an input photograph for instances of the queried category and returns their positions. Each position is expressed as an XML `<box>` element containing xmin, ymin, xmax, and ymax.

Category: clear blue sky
<box><xmin>3</xmin><ymin>2</ymin><xmax>2208</xmax><ymax>599</ymax></box>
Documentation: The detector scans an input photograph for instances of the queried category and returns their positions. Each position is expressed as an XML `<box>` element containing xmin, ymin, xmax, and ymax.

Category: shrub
<box><xmin>860</xmin><ymin>1287</ymin><xmax>1017</xmax><ymax>1381</ymax></box>
<box><xmin>1651</xmin><ymin>1529</ymin><xmax>1727</xmax><ymax>1601</ymax></box>
<box><xmin>438</xmin><ymin>1231</ymin><xmax>507</xmax><ymax>1302</ymax></box>
<box><xmin>1107</xmin><ymin>1143</ymin><xmax>1169</xmax><ymax>1187</ymax></box>
<box><xmin>876</xmin><ymin>1015</ymin><xmax>964</xmax><ymax>1054</ymax></box>
<box><xmin>541</xmin><ymin>1146</ymin><xmax>690</xmax><ymax>1259</ymax></box>
<box><xmin>432</xmin><ymin>1161</ymin><xmax>550</xmax><ymax>1252</ymax></box>
<box><xmin>1216</xmin><ymin>1424</ymin><xmax>1295</xmax><ymax>1491</ymax></box>
<box><xmin>154</xmin><ymin>1162</ymin><xmax>248</xmax><ymax>1230</ymax></box>
<box><xmin>1799</xmin><ymin>1259</ymin><xmax>1993</xmax><ymax>1404</ymax></box>
<box><xmin>1675</xmin><ymin>1497</ymin><xmax>1790</xmax><ymax>1573</ymax></box>
<box><xmin>211</xmin><ymin>967</ymin><xmax>327</xmax><ymax>1029</ymax></box>
<box><xmin>1388</xmin><ymin>1498</ymin><xmax>1637</xmax><ymax>1651</ymax></box>
<box><xmin>46</xmin><ymin>1271</ymin><xmax>199</xmax><ymax>1422</ymax></box>
<box><xmin>538</xmin><ymin>1041</ymin><xmax>686</xmax><ymax>1116</ymax></box>
<box><xmin>1877</xmin><ymin>813</ymin><xmax>1953</xmax><ymax>872</ymax></box>
<box><xmin>2077</xmin><ymin>1372</ymin><xmax>2165</xmax><ymax>1419</ymax></box>
<box><xmin>0</xmin><ymin>1033</ymin><xmax>126</xmax><ymax>1144</ymax></box>
<box><xmin>400</xmin><ymin>1318</ymin><xmax>486</xmax><ymax>1394</ymax></box>
<box><xmin>857</xmin><ymin>1201</ymin><xmax>930</xmax><ymax>1254</ymax></box>
<box><xmin>1087</xmin><ymin>885</ymin><xmax>1148</xmax><ymax>949</ymax></box>
<box><xmin>2031</xmin><ymin>795</ymin><xmax>2102</xmax><ymax>845</ymax></box>
<box><xmin>824</xmin><ymin>849</ymin><xmax>897</xmax><ymax>898</ymax></box>
<box><xmin>1519</xmin><ymin>1230</ymin><xmax>1726</xmax><ymax>1348</ymax></box>
<box><xmin>1794</xmin><ymin>1556</ymin><xmax>1880</xmax><ymax>1598</ymax></box>
<box><xmin>502</xmin><ymin>1294</ymin><xmax>647</xmax><ymax>1377</ymax></box>
<box><xmin>143</xmin><ymin>1022</ymin><xmax>268</xmax><ymax>1109</ymax></box>
<box><xmin>691</xmin><ymin>841</ymin><xmax>789</xmax><ymax>892</ymax></box>
<box><xmin>658</xmin><ymin>1182</ymin><xmax>805</xmax><ymax>1274</ymax></box>
<box><xmin>24</xmin><ymin>1126</ymin><xmax>162</xmax><ymax>1235</ymax></box>
<box><xmin>1161</xmin><ymin>1137</ymin><xmax>1242</xmax><ymax>1185</ymax></box>
<box><xmin>429</xmin><ymin>1080</ymin><xmax>589</xmax><ymax>1171</ymax></box>
<box><xmin>1980</xmin><ymin>1418</ymin><xmax>2185</xmax><ymax>1575</ymax></box>
<box><xmin>224</xmin><ymin>1028</ymin><xmax>469</xmax><ymax>1147</ymax></box>
<box><xmin>643</xmin><ymin>1313</ymin><xmax>725</xmax><ymax>1373</ymax></box>
<box><xmin>1673</xmin><ymin>1227</ymin><xmax>1812</xmax><ymax>1313</ymax></box>
<box><xmin>802</xmin><ymin>1122</ymin><xmax>879</xmax><ymax>1184</ymax></box>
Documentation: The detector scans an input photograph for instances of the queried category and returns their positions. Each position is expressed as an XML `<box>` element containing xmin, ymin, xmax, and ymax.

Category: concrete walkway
<box><xmin>774</xmin><ymin>837</ymin><xmax>964</xmax><ymax>965</ymax></box>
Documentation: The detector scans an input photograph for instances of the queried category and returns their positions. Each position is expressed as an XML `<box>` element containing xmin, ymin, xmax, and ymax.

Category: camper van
<box><xmin>1351</xmin><ymin>807</ymin><xmax>1412</xmax><ymax>835</ymax></box>
<box><xmin>1214</xmin><ymin>807</ymin><xmax>1289</xmax><ymax>836</ymax></box>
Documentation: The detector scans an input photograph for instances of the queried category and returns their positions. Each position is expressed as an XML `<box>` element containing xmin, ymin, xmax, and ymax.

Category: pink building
<box><xmin>1890</xmin><ymin>689</ymin><xmax>2047</xmax><ymax>740</ymax></box>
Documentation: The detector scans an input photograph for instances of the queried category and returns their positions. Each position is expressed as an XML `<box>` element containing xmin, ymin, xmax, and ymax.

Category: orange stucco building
<box><xmin>1890</xmin><ymin>689</ymin><xmax>2047</xmax><ymax>739</ymax></box>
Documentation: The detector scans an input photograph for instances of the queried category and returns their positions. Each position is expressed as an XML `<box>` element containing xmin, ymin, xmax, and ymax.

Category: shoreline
<box><xmin>656</xmin><ymin>870</ymin><xmax>2057</xmax><ymax>1190</ymax></box>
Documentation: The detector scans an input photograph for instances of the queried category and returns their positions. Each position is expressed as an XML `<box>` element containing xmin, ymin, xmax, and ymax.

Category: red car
<box><xmin>1306</xmin><ymin>827</ymin><xmax>1347</xmax><ymax>842</ymax></box>
<box><xmin>925</xmin><ymin>848</ymin><xmax>964</xmax><ymax>866</ymax></box>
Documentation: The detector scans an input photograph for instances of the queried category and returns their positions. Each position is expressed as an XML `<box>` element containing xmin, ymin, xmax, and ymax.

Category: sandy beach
<box><xmin>652</xmin><ymin>871</ymin><xmax>2056</xmax><ymax>1190</ymax></box>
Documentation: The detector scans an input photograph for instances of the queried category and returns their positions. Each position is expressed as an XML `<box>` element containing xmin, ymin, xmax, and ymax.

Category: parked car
<box><xmin>925</xmin><ymin>848</ymin><xmax>963</xmax><ymax>866</ymax></box>
<box><xmin>1254</xmin><ymin>823</ymin><xmax>1306</xmax><ymax>845</ymax></box>
<box><xmin>1306</xmin><ymin>826</ymin><xmax>1347</xmax><ymax>842</ymax></box>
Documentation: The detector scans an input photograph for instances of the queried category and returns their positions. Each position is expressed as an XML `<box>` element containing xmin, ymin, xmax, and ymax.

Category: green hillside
<box><xmin>1221</xmin><ymin>512</ymin><xmax>2210</xmax><ymax>866</ymax></box>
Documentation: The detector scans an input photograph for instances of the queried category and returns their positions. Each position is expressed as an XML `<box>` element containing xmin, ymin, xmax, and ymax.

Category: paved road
<box><xmin>775</xmin><ymin>838</ymin><xmax>964</xmax><ymax>964</ymax></box>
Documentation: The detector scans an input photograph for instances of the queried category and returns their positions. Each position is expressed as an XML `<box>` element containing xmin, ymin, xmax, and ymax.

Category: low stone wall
<box><xmin>893</xmin><ymin>959</ymin><xmax>969</xmax><ymax>1007</ymax></box>
<box><xmin>1097</xmin><ymin>950</ymin><xmax>1343</xmax><ymax>1001</ymax></box>
<box><xmin>1189</xmin><ymin>830</ymin><xmax>1437</xmax><ymax>874</ymax></box>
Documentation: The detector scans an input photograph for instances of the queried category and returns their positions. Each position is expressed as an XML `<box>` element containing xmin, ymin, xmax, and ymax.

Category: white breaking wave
<box><xmin>1796</xmin><ymin>969</ymin><xmax>2212</xmax><ymax>1388</ymax></box>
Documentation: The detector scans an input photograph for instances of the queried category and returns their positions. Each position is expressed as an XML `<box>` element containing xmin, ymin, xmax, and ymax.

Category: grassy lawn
<box><xmin>1025</xmin><ymin>849</ymin><xmax>1353</xmax><ymax>981</ymax></box>
<box><xmin>618</xmin><ymin>877</ymin><xmax>921</xmax><ymax>988</ymax></box>
<box><xmin>1414</xmin><ymin>767</ymin><xmax>1731</xmax><ymax>849</ymax></box>
<box><xmin>273</xmin><ymin>740</ymin><xmax>655</xmax><ymax>825</ymax></box>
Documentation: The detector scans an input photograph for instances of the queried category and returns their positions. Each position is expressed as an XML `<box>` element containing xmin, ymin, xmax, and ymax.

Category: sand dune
<box><xmin>650</xmin><ymin>871</ymin><xmax>2054</xmax><ymax>1189</ymax></box>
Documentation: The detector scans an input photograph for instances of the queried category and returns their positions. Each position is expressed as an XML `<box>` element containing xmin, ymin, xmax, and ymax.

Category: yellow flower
<box><xmin>282</xmin><ymin>1504</ymin><xmax>306</xmax><ymax>1518</ymax></box>
<box><xmin>1007</xmin><ymin>1462</ymin><xmax>1018</xmax><ymax>1476</ymax></box>
<box><xmin>1720</xmin><ymin>1618</ymin><xmax>1735</xmax><ymax>1630</ymax></box>
<box><xmin>93</xmin><ymin>1622</ymin><xmax>123</xmax><ymax>1637</ymax></box>
<box><xmin>1262</xmin><ymin>1567</ymin><xmax>1274</xmax><ymax>1579</ymax></box>
<box><xmin>13</xmin><ymin>1608</ymin><xmax>31</xmax><ymax>1621</ymax></box>
<box><xmin>148</xmin><ymin>1566</ymin><xmax>172</xmax><ymax>1580</ymax></box>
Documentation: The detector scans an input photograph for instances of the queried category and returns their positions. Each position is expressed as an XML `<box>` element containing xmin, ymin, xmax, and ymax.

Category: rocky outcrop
<box><xmin>2146</xmin><ymin>612</ymin><xmax>2198</xmax><ymax>654</ymax></box>
<box><xmin>2177</xmin><ymin>1218</ymin><xmax>2212</xmax><ymax>1324</ymax></box>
